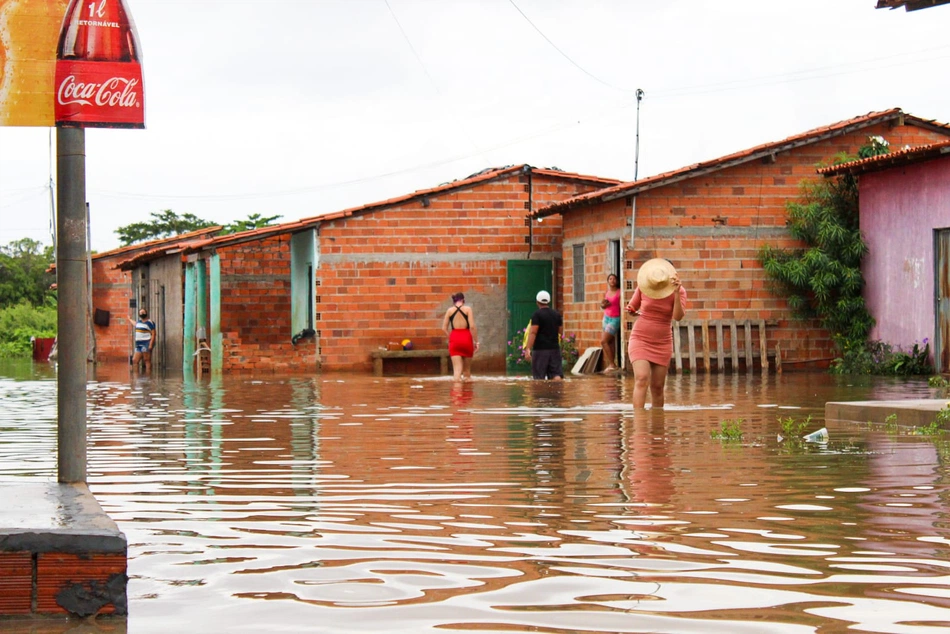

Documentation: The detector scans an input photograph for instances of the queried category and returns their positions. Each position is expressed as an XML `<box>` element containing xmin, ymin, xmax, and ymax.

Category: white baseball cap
<box><xmin>536</xmin><ymin>290</ymin><xmax>551</xmax><ymax>304</ymax></box>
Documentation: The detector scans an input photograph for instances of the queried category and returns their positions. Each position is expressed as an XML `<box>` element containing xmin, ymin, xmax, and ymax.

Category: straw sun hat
<box><xmin>636</xmin><ymin>258</ymin><xmax>678</xmax><ymax>299</ymax></box>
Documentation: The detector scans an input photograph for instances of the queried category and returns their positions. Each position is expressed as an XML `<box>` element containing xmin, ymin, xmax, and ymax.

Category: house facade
<box><xmin>819</xmin><ymin>140</ymin><xmax>950</xmax><ymax>372</ymax></box>
<box><xmin>90</xmin><ymin>227</ymin><xmax>223</xmax><ymax>369</ymax></box>
<box><xmin>533</xmin><ymin>109</ymin><xmax>950</xmax><ymax>372</ymax></box>
<box><xmin>106</xmin><ymin>166</ymin><xmax>619</xmax><ymax>374</ymax></box>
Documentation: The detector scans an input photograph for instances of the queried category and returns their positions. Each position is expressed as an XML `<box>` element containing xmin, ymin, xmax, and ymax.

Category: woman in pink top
<box><xmin>600</xmin><ymin>274</ymin><xmax>621</xmax><ymax>373</ymax></box>
<box><xmin>626</xmin><ymin>259</ymin><xmax>686</xmax><ymax>409</ymax></box>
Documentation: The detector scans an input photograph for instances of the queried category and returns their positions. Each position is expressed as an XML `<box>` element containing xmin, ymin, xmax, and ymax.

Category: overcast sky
<box><xmin>1</xmin><ymin>0</ymin><xmax>948</xmax><ymax>253</ymax></box>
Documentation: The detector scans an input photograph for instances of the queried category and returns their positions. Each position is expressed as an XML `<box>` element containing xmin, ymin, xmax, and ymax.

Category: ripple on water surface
<box><xmin>0</xmin><ymin>366</ymin><xmax>948</xmax><ymax>633</ymax></box>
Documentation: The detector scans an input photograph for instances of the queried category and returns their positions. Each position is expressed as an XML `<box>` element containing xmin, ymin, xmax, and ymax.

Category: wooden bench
<box><xmin>371</xmin><ymin>349</ymin><xmax>450</xmax><ymax>376</ymax></box>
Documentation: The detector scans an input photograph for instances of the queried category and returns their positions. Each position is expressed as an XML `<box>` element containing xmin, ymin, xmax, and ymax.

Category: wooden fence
<box><xmin>669</xmin><ymin>319</ymin><xmax>779</xmax><ymax>374</ymax></box>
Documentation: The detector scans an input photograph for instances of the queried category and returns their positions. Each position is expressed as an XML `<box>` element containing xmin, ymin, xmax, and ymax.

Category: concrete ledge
<box><xmin>825</xmin><ymin>399</ymin><xmax>949</xmax><ymax>428</ymax></box>
<box><xmin>0</xmin><ymin>483</ymin><xmax>127</xmax><ymax>618</ymax></box>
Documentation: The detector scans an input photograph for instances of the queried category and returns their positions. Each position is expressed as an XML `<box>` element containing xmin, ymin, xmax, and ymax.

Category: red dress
<box><xmin>448</xmin><ymin>329</ymin><xmax>474</xmax><ymax>357</ymax></box>
<box><xmin>447</xmin><ymin>305</ymin><xmax>475</xmax><ymax>357</ymax></box>
<box><xmin>627</xmin><ymin>287</ymin><xmax>688</xmax><ymax>365</ymax></box>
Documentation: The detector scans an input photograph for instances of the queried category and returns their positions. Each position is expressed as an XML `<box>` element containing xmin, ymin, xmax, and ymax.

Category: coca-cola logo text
<box><xmin>57</xmin><ymin>76</ymin><xmax>140</xmax><ymax>109</ymax></box>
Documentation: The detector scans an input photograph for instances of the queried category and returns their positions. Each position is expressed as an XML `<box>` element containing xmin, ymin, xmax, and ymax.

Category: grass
<box><xmin>779</xmin><ymin>414</ymin><xmax>811</xmax><ymax>438</ymax></box>
<box><xmin>711</xmin><ymin>418</ymin><xmax>744</xmax><ymax>441</ymax></box>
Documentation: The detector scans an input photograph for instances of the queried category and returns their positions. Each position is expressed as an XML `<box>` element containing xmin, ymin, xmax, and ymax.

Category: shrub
<box><xmin>831</xmin><ymin>339</ymin><xmax>933</xmax><ymax>376</ymax></box>
<box><xmin>0</xmin><ymin>302</ymin><xmax>57</xmax><ymax>358</ymax></box>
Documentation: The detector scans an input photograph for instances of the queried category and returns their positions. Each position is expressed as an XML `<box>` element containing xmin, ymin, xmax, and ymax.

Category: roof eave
<box><xmin>534</xmin><ymin>109</ymin><xmax>930</xmax><ymax>218</ymax></box>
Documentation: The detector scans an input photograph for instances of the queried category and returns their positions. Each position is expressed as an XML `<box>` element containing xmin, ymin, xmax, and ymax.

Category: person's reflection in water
<box><xmin>622</xmin><ymin>408</ymin><xmax>675</xmax><ymax>506</ymax></box>
<box><xmin>525</xmin><ymin>381</ymin><xmax>567</xmax><ymax>497</ymax></box>
<box><xmin>450</xmin><ymin>381</ymin><xmax>477</xmax><ymax>475</ymax></box>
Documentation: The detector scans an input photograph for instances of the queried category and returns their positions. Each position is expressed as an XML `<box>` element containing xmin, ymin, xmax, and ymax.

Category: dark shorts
<box><xmin>134</xmin><ymin>340</ymin><xmax>151</xmax><ymax>353</ymax></box>
<box><xmin>531</xmin><ymin>348</ymin><xmax>563</xmax><ymax>380</ymax></box>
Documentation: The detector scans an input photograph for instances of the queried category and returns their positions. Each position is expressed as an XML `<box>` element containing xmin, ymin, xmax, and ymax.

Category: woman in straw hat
<box><xmin>625</xmin><ymin>259</ymin><xmax>687</xmax><ymax>409</ymax></box>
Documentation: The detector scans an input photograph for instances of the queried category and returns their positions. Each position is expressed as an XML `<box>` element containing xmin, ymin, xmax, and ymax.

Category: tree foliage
<box><xmin>0</xmin><ymin>238</ymin><xmax>55</xmax><ymax>307</ymax></box>
<box><xmin>223</xmin><ymin>213</ymin><xmax>282</xmax><ymax>234</ymax></box>
<box><xmin>116</xmin><ymin>210</ymin><xmax>284</xmax><ymax>245</ymax></box>
<box><xmin>759</xmin><ymin>137</ymin><xmax>890</xmax><ymax>372</ymax></box>
<box><xmin>115</xmin><ymin>209</ymin><xmax>217</xmax><ymax>246</ymax></box>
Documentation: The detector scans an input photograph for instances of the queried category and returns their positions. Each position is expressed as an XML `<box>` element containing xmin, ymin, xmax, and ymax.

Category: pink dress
<box><xmin>627</xmin><ymin>287</ymin><xmax>688</xmax><ymax>365</ymax></box>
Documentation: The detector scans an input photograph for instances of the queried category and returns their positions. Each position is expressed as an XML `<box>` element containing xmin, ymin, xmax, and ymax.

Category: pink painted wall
<box><xmin>860</xmin><ymin>156</ymin><xmax>950</xmax><ymax>350</ymax></box>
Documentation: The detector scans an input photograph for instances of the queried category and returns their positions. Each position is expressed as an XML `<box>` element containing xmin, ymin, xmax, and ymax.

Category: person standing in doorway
<box><xmin>442</xmin><ymin>292</ymin><xmax>479</xmax><ymax>381</ymax></box>
<box><xmin>132</xmin><ymin>308</ymin><xmax>156</xmax><ymax>373</ymax></box>
<box><xmin>626</xmin><ymin>259</ymin><xmax>686</xmax><ymax>409</ymax></box>
<box><xmin>524</xmin><ymin>290</ymin><xmax>564</xmax><ymax>380</ymax></box>
<box><xmin>600</xmin><ymin>273</ymin><xmax>621</xmax><ymax>373</ymax></box>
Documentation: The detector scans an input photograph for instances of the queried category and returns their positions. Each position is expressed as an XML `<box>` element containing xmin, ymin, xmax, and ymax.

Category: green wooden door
<box><xmin>507</xmin><ymin>260</ymin><xmax>553</xmax><ymax>372</ymax></box>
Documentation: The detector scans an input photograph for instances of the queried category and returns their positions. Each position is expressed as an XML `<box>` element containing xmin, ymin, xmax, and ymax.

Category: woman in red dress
<box><xmin>441</xmin><ymin>292</ymin><xmax>479</xmax><ymax>381</ymax></box>
<box><xmin>626</xmin><ymin>259</ymin><xmax>686</xmax><ymax>409</ymax></box>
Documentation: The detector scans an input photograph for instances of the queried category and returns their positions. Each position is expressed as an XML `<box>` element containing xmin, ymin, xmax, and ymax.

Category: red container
<box><xmin>32</xmin><ymin>338</ymin><xmax>56</xmax><ymax>362</ymax></box>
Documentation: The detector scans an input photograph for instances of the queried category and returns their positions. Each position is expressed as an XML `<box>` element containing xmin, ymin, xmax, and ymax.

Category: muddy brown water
<box><xmin>1</xmin><ymin>361</ymin><xmax>948</xmax><ymax>633</ymax></box>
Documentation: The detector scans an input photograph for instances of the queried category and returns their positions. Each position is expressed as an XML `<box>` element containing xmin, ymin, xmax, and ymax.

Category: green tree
<box><xmin>223</xmin><ymin>213</ymin><xmax>282</xmax><ymax>234</ymax></box>
<box><xmin>759</xmin><ymin>137</ymin><xmax>889</xmax><ymax>372</ymax></box>
<box><xmin>0</xmin><ymin>238</ymin><xmax>55</xmax><ymax>307</ymax></box>
<box><xmin>115</xmin><ymin>209</ymin><xmax>218</xmax><ymax>246</ymax></box>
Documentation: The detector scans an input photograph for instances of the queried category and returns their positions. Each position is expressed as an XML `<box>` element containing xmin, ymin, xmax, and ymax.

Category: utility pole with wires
<box><xmin>634</xmin><ymin>88</ymin><xmax>644</xmax><ymax>181</ymax></box>
<box><xmin>630</xmin><ymin>88</ymin><xmax>644</xmax><ymax>247</ymax></box>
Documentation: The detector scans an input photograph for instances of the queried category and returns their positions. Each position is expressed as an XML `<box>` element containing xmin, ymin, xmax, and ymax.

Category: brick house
<box><xmin>90</xmin><ymin>227</ymin><xmax>222</xmax><ymax>369</ymax></box>
<box><xmin>818</xmin><ymin>140</ymin><xmax>950</xmax><ymax>372</ymax></box>
<box><xmin>532</xmin><ymin>109</ymin><xmax>950</xmax><ymax>372</ymax></box>
<box><xmin>107</xmin><ymin>165</ymin><xmax>619</xmax><ymax>374</ymax></box>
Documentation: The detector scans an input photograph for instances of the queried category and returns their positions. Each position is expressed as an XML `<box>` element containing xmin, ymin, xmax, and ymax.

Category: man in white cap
<box><xmin>524</xmin><ymin>290</ymin><xmax>564</xmax><ymax>380</ymax></box>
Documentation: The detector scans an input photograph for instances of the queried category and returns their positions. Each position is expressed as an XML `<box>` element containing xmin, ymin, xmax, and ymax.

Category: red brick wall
<box><xmin>314</xmin><ymin>171</ymin><xmax>603</xmax><ymax>371</ymax></box>
<box><xmin>560</xmin><ymin>122</ymin><xmax>950</xmax><ymax>370</ymax></box>
<box><xmin>216</xmin><ymin>235</ymin><xmax>318</xmax><ymax>372</ymax></box>
<box><xmin>91</xmin><ymin>256</ymin><xmax>133</xmax><ymax>361</ymax></box>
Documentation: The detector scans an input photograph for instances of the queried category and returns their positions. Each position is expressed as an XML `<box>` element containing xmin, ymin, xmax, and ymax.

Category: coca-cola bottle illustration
<box><xmin>55</xmin><ymin>0</ymin><xmax>145</xmax><ymax>128</ymax></box>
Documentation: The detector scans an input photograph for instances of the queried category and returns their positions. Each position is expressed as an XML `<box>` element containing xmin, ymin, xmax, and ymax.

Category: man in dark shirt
<box><xmin>524</xmin><ymin>290</ymin><xmax>564</xmax><ymax>380</ymax></box>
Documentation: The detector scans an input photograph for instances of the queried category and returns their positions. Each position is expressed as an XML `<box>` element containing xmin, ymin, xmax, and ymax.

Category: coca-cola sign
<box><xmin>0</xmin><ymin>0</ymin><xmax>146</xmax><ymax>128</ymax></box>
<box><xmin>55</xmin><ymin>61</ymin><xmax>144</xmax><ymax>127</ymax></box>
<box><xmin>54</xmin><ymin>0</ymin><xmax>145</xmax><ymax>128</ymax></box>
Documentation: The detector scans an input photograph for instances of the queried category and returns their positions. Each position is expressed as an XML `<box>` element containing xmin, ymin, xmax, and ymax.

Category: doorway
<box><xmin>935</xmin><ymin>229</ymin><xmax>950</xmax><ymax>373</ymax></box>
<box><xmin>607</xmin><ymin>239</ymin><xmax>622</xmax><ymax>369</ymax></box>
<box><xmin>507</xmin><ymin>260</ymin><xmax>553</xmax><ymax>372</ymax></box>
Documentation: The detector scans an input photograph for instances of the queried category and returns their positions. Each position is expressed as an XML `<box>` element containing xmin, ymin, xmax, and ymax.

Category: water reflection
<box><xmin>0</xmin><ymin>361</ymin><xmax>947</xmax><ymax>633</ymax></box>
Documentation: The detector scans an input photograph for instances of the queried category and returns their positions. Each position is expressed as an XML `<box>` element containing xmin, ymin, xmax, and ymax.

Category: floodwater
<box><xmin>1</xmin><ymin>361</ymin><xmax>949</xmax><ymax>634</ymax></box>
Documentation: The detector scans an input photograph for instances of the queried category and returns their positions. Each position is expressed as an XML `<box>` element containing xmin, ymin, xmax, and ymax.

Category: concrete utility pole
<box><xmin>56</xmin><ymin>126</ymin><xmax>87</xmax><ymax>483</ymax></box>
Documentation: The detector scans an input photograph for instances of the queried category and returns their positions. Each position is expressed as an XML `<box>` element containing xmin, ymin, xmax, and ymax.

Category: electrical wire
<box><xmin>92</xmin><ymin>95</ymin><xmax>640</xmax><ymax>202</ymax></box>
<box><xmin>48</xmin><ymin>128</ymin><xmax>57</xmax><ymax>252</ymax></box>
<box><xmin>384</xmin><ymin>0</ymin><xmax>488</xmax><ymax>164</ymax></box>
<box><xmin>507</xmin><ymin>0</ymin><xmax>636</xmax><ymax>94</ymax></box>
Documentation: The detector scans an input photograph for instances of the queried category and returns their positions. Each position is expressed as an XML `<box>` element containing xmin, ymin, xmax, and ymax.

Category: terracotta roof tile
<box><xmin>533</xmin><ymin>108</ymin><xmax>950</xmax><ymax>218</ymax></box>
<box><xmin>876</xmin><ymin>0</ymin><xmax>950</xmax><ymax>11</ymax></box>
<box><xmin>93</xmin><ymin>226</ymin><xmax>223</xmax><ymax>261</ymax></box>
<box><xmin>817</xmin><ymin>139</ymin><xmax>950</xmax><ymax>177</ymax></box>
<box><xmin>118</xmin><ymin>164</ymin><xmax>620</xmax><ymax>265</ymax></box>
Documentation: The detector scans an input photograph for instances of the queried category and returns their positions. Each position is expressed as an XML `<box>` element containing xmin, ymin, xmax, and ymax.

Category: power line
<box><xmin>507</xmin><ymin>0</ymin><xmax>636</xmax><ymax>93</ymax></box>
<box><xmin>384</xmin><ymin>0</ymin><xmax>489</xmax><ymax>164</ymax></box>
